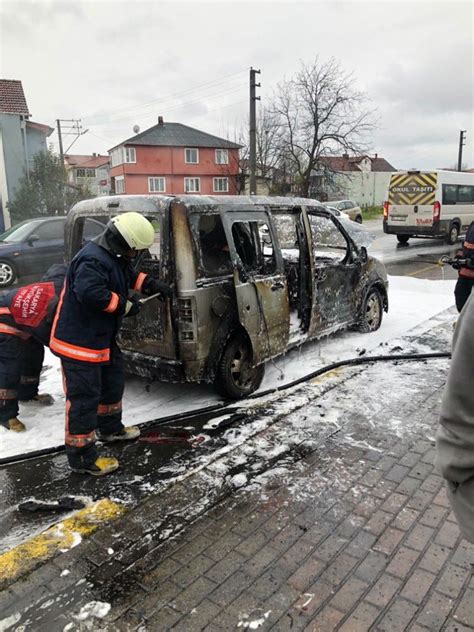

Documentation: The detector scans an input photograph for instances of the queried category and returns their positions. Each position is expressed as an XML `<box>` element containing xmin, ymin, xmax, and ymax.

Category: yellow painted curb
<box><xmin>0</xmin><ymin>499</ymin><xmax>125</xmax><ymax>585</ymax></box>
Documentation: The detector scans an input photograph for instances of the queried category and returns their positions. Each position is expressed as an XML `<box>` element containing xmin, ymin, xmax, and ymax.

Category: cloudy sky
<box><xmin>1</xmin><ymin>0</ymin><xmax>473</xmax><ymax>170</ymax></box>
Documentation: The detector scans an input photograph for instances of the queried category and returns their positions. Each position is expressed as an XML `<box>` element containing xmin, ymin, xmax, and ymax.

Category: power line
<box><xmin>83</xmin><ymin>69</ymin><xmax>247</xmax><ymax>124</ymax></box>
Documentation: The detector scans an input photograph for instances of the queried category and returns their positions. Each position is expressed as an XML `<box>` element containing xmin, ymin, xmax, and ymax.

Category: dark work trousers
<box><xmin>61</xmin><ymin>344</ymin><xmax>125</xmax><ymax>469</ymax></box>
<box><xmin>0</xmin><ymin>335</ymin><xmax>44</xmax><ymax>428</ymax></box>
<box><xmin>454</xmin><ymin>277</ymin><xmax>474</xmax><ymax>313</ymax></box>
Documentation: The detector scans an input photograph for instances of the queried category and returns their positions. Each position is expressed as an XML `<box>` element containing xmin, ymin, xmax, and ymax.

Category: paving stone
<box><xmin>419</xmin><ymin>504</ymin><xmax>448</xmax><ymax>528</ymax></box>
<box><xmin>385</xmin><ymin>546</ymin><xmax>420</xmax><ymax>578</ymax></box>
<box><xmin>386</xmin><ymin>464</ymin><xmax>411</xmax><ymax>483</ymax></box>
<box><xmin>418</xmin><ymin>542</ymin><xmax>450</xmax><ymax>574</ymax></box>
<box><xmin>415</xmin><ymin>590</ymin><xmax>455</xmax><ymax>629</ymax></box>
<box><xmin>376</xmin><ymin>597</ymin><xmax>418</xmax><ymax>631</ymax></box>
<box><xmin>205</xmin><ymin>531</ymin><xmax>243</xmax><ymax>562</ymax></box>
<box><xmin>401</xmin><ymin>568</ymin><xmax>436</xmax><ymax>604</ymax></box>
<box><xmin>288</xmin><ymin>556</ymin><xmax>325</xmax><ymax>592</ymax></box>
<box><xmin>373</xmin><ymin>527</ymin><xmax>405</xmax><ymax>555</ymax></box>
<box><xmin>312</xmin><ymin>534</ymin><xmax>348</xmax><ymax>562</ymax></box>
<box><xmin>172</xmin><ymin>553</ymin><xmax>215</xmax><ymax>588</ymax></box>
<box><xmin>172</xmin><ymin>576</ymin><xmax>217</xmax><ymax>613</ymax></box>
<box><xmin>209</xmin><ymin>569</ymin><xmax>252</xmax><ymax>607</ymax></box>
<box><xmin>344</xmin><ymin>529</ymin><xmax>377</xmax><ymax>558</ymax></box>
<box><xmin>170</xmin><ymin>598</ymin><xmax>221</xmax><ymax>631</ymax></box>
<box><xmin>453</xmin><ymin>588</ymin><xmax>474</xmax><ymax>627</ymax></box>
<box><xmin>337</xmin><ymin>601</ymin><xmax>381</xmax><ymax>632</ymax></box>
<box><xmin>435</xmin><ymin>521</ymin><xmax>462</xmax><ymax>547</ymax></box>
<box><xmin>303</xmin><ymin>604</ymin><xmax>345</xmax><ymax>631</ymax></box>
<box><xmin>363</xmin><ymin>510</ymin><xmax>393</xmax><ymax>536</ymax></box>
<box><xmin>365</xmin><ymin>573</ymin><xmax>402</xmax><ymax>608</ymax></box>
<box><xmin>391</xmin><ymin>507</ymin><xmax>420</xmax><ymax>531</ymax></box>
<box><xmin>353</xmin><ymin>551</ymin><xmax>388</xmax><ymax>583</ymax></box>
<box><xmin>404</xmin><ymin>524</ymin><xmax>436</xmax><ymax>551</ymax></box>
<box><xmin>329</xmin><ymin>576</ymin><xmax>368</xmax><ymax>612</ymax></box>
<box><xmin>436</xmin><ymin>563</ymin><xmax>470</xmax><ymax>598</ymax></box>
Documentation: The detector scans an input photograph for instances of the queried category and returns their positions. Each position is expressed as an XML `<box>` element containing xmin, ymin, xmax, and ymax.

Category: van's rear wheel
<box><xmin>446</xmin><ymin>223</ymin><xmax>459</xmax><ymax>245</ymax></box>
<box><xmin>397</xmin><ymin>235</ymin><xmax>410</xmax><ymax>244</ymax></box>
<box><xmin>214</xmin><ymin>334</ymin><xmax>265</xmax><ymax>399</ymax></box>
<box><xmin>358</xmin><ymin>287</ymin><xmax>383</xmax><ymax>333</ymax></box>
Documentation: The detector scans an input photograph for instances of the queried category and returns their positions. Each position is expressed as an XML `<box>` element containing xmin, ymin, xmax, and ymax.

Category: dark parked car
<box><xmin>0</xmin><ymin>216</ymin><xmax>104</xmax><ymax>288</ymax></box>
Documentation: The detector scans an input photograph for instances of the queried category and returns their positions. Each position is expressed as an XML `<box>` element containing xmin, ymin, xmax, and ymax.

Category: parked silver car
<box><xmin>329</xmin><ymin>200</ymin><xmax>363</xmax><ymax>223</ymax></box>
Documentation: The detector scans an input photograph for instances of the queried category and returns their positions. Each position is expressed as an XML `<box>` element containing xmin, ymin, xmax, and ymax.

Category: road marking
<box><xmin>406</xmin><ymin>263</ymin><xmax>443</xmax><ymax>277</ymax></box>
<box><xmin>0</xmin><ymin>499</ymin><xmax>125</xmax><ymax>586</ymax></box>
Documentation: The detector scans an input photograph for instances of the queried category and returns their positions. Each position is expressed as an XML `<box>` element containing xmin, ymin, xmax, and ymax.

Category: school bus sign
<box><xmin>388</xmin><ymin>172</ymin><xmax>437</xmax><ymax>206</ymax></box>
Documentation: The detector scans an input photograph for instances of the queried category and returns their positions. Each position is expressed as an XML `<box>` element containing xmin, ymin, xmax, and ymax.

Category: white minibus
<box><xmin>383</xmin><ymin>170</ymin><xmax>474</xmax><ymax>244</ymax></box>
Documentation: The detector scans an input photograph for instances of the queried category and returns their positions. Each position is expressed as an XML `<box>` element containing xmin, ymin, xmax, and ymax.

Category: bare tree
<box><xmin>234</xmin><ymin>107</ymin><xmax>289</xmax><ymax>194</ymax></box>
<box><xmin>271</xmin><ymin>57</ymin><xmax>376</xmax><ymax>197</ymax></box>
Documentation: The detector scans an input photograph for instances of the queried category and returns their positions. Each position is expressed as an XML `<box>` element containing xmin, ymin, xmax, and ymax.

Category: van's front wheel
<box><xmin>214</xmin><ymin>334</ymin><xmax>265</xmax><ymax>399</ymax></box>
<box><xmin>357</xmin><ymin>287</ymin><xmax>383</xmax><ymax>333</ymax></box>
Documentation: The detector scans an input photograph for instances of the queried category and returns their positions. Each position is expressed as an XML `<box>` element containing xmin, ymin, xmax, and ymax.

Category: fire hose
<box><xmin>0</xmin><ymin>351</ymin><xmax>450</xmax><ymax>467</ymax></box>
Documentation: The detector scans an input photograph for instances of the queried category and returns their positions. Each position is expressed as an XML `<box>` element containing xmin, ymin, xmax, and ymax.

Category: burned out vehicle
<box><xmin>65</xmin><ymin>195</ymin><xmax>388</xmax><ymax>399</ymax></box>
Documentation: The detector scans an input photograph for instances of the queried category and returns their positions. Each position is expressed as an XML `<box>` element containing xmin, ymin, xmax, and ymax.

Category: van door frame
<box><xmin>219</xmin><ymin>206</ymin><xmax>290</xmax><ymax>363</ymax></box>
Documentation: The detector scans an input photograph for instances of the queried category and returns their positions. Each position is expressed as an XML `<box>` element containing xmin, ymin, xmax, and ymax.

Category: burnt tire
<box><xmin>446</xmin><ymin>223</ymin><xmax>459</xmax><ymax>245</ymax></box>
<box><xmin>357</xmin><ymin>287</ymin><xmax>383</xmax><ymax>333</ymax></box>
<box><xmin>397</xmin><ymin>234</ymin><xmax>410</xmax><ymax>244</ymax></box>
<box><xmin>214</xmin><ymin>334</ymin><xmax>265</xmax><ymax>399</ymax></box>
<box><xmin>355</xmin><ymin>215</ymin><xmax>363</xmax><ymax>224</ymax></box>
<box><xmin>0</xmin><ymin>260</ymin><xmax>16</xmax><ymax>288</ymax></box>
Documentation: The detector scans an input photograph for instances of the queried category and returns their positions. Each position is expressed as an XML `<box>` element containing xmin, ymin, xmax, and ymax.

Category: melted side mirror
<box><xmin>359</xmin><ymin>246</ymin><xmax>368</xmax><ymax>263</ymax></box>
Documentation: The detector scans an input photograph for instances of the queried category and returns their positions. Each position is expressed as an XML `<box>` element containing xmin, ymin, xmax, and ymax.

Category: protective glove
<box><xmin>143</xmin><ymin>278</ymin><xmax>173</xmax><ymax>300</ymax></box>
<box><xmin>124</xmin><ymin>295</ymin><xmax>141</xmax><ymax>317</ymax></box>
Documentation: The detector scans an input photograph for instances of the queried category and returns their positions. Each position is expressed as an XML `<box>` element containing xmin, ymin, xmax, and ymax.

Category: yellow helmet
<box><xmin>110</xmin><ymin>212</ymin><xmax>155</xmax><ymax>251</ymax></box>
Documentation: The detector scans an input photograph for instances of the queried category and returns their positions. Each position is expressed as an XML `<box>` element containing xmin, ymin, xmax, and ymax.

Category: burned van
<box><xmin>65</xmin><ymin>195</ymin><xmax>388</xmax><ymax>399</ymax></box>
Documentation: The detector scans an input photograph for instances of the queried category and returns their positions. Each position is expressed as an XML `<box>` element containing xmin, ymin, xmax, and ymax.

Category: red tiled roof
<box><xmin>0</xmin><ymin>79</ymin><xmax>30</xmax><ymax>115</ymax></box>
<box><xmin>26</xmin><ymin>120</ymin><xmax>54</xmax><ymax>136</ymax></box>
<box><xmin>64</xmin><ymin>154</ymin><xmax>110</xmax><ymax>168</ymax></box>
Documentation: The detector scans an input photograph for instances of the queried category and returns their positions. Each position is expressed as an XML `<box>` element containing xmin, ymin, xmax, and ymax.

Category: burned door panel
<box><xmin>119</xmin><ymin>211</ymin><xmax>176</xmax><ymax>360</ymax></box>
<box><xmin>220</xmin><ymin>210</ymin><xmax>290</xmax><ymax>362</ymax></box>
<box><xmin>270</xmin><ymin>209</ymin><xmax>311</xmax><ymax>345</ymax></box>
<box><xmin>307</xmin><ymin>213</ymin><xmax>358</xmax><ymax>334</ymax></box>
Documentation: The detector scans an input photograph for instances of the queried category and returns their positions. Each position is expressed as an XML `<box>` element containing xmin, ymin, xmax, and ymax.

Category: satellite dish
<box><xmin>133</xmin><ymin>125</ymin><xmax>140</xmax><ymax>134</ymax></box>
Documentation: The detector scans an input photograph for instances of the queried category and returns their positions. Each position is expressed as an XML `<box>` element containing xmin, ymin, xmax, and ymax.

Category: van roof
<box><xmin>68</xmin><ymin>194</ymin><xmax>325</xmax><ymax>216</ymax></box>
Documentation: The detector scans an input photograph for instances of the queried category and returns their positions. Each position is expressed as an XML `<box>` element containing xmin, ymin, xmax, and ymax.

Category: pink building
<box><xmin>108</xmin><ymin>117</ymin><xmax>241</xmax><ymax>196</ymax></box>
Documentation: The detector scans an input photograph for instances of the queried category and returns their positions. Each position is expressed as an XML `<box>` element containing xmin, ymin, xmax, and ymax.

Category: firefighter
<box><xmin>0</xmin><ymin>263</ymin><xmax>67</xmax><ymax>432</ymax></box>
<box><xmin>436</xmin><ymin>291</ymin><xmax>474</xmax><ymax>543</ymax></box>
<box><xmin>50</xmin><ymin>212</ymin><xmax>171</xmax><ymax>476</ymax></box>
<box><xmin>454</xmin><ymin>221</ymin><xmax>474</xmax><ymax>313</ymax></box>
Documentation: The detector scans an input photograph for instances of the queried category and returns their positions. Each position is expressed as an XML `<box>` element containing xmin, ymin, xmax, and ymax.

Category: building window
<box><xmin>184</xmin><ymin>177</ymin><xmax>200</xmax><ymax>193</ymax></box>
<box><xmin>86</xmin><ymin>168</ymin><xmax>96</xmax><ymax>177</ymax></box>
<box><xmin>115</xmin><ymin>176</ymin><xmax>125</xmax><ymax>194</ymax></box>
<box><xmin>110</xmin><ymin>148</ymin><xmax>123</xmax><ymax>167</ymax></box>
<box><xmin>125</xmin><ymin>147</ymin><xmax>136</xmax><ymax>163</ymax></box>
<box><xmin>148</xmin><ymin>177</ymin><xmax>166</xmax><ymax>193</ymax></box>
<box><xmin>185</xmin><ymin>148</ymin><xmax>199</xmax><ymax>164</ymax></box>
<box><xmin>213</xmin><ymin>177</ymin><xmax>229</xmax><ymax>193</ymax></box>
<box><xmin>215</xmin><ymin>149</ymin><xmax>228</xmax><ymax>165</ymax></box>
<box><xmin>76</xmin><ymin>168</ymin><xmax>86</xmax><ymax>177</ymax></box>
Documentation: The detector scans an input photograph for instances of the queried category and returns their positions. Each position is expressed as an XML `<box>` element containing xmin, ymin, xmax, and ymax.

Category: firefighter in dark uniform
<box><xmin>50</xmin><ymin>212</ymin><xmax>171</xmax><ymax>476</ymax></box>
<box><xmin>454</xmin><ymin>221</ymin><xmax>474</xmax><ymax>312</ymax></box>
<box><xmin>0</xmin><ymin>263</ymin><xmax>67</xmax><ymax>432</ymax></box>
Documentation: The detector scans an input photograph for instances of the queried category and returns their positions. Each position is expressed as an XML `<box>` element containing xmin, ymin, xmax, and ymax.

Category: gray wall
<box><xmin>0</xmin><ymin>113</ymin><xmax>49</xmax><ymax>230</ymax></box>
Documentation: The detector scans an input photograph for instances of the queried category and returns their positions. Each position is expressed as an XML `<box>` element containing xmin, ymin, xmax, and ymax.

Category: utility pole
<box><xmin>56</xmin><ymin>119</ymin><xmax>64</xmax><ymax>163</ymax></box>
<box><xmin>55</xmin><ymin>119</ymin><xmax>87</xmax><ymax>213</ymax></box>
<box><xmin>249</xmin><ymin>67</ymin><xmax>261</xmax><ymax>195</ymax></box>
<box><xmin>56</xmin><ymin>119</ymin><xmax>87</xmax><ymax>164</ymax></box>
<box><xmin>458</xmin><ymin>130</ymin><xmax>466</xmax><ymax>172</ymax></box>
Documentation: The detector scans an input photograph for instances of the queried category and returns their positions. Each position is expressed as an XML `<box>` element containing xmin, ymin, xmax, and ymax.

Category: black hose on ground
<box><xmin>0</xmin><ymin>351</ymin><xmax>450</xmax><ymax>468</ymax></box>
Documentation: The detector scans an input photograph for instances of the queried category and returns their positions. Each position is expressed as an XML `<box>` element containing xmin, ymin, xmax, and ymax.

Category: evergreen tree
<box><xmin>7</xmin><ymin>150</ymin><xmax>92</xmax><ymax>223</ymax></box>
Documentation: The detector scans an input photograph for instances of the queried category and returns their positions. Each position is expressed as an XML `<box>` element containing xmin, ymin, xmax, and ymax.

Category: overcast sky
<box><xmin>1</xmin><ymin>0</ymin><xmax>473</xmax><ymax>170</ymax></box>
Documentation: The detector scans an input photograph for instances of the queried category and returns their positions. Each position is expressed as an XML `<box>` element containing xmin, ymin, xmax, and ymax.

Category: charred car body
<box><xmin>65</xmin><ymin>195</ymin><xmax>388</xmax><ymax>399</ymax></box>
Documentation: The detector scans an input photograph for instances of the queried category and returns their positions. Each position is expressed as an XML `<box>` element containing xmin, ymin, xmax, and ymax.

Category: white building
<box><xmin>310</xmin><ymin>154</ymin><xmax>397</xmax><ymax>207</ymax></box>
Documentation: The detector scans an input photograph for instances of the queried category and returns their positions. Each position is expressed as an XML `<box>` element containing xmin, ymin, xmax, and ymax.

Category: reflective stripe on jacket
<box><xmin>50</xmin><ymin>241</ymin><xmax>147</xmax><ymax>364</ymax></box>
<box><xmin>460</xmin><ymin>222</ymin><xmax>474</xmax><ymax>279</ymax></box>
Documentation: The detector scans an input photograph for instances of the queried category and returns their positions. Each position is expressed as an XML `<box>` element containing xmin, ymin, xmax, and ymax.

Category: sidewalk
<box><xmin>1</xmin><ymin>312</ymin><xmax>473</xmax><ymax>631</ymax></box>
